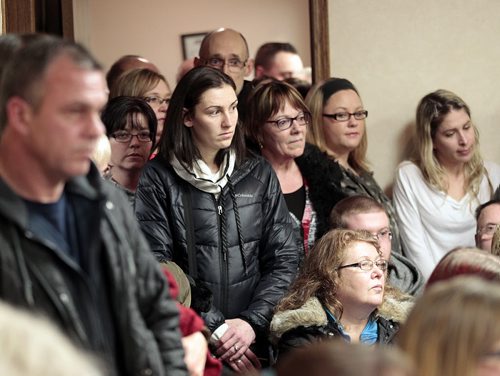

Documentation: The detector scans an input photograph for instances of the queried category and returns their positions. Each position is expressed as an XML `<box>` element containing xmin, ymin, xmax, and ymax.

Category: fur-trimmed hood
<box><xmin>270</xmin><ymin>297</ymin><xmax>327</xmax><ymax>344</ymax></box>
<box><xmin>270</xmin><ymin>288</ymin><xmax>414</xmax><ymax>343</ymax></box>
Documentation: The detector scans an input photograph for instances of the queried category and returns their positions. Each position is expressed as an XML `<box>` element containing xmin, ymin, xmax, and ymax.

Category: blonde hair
<box><xmin>398</xmin><ymin>276</ymin><xmax>500</xmax><ymax>376</ymax></box>
<box><xmin>109</xmin><ymin>68</ymin><xmax>170</xmax><ymax>99</ymax></box>
<box><xmin>414</xmin><ymin>89</ymin><xmax>489</xmax><ymax>198</ymax></box>
<box><xmin>91</xmin><ymin>133</ymin><xmax>111</xmax><ymax>174</ymax></box>
<box><xmin>0</xmin><ymin>302</ymin><xmax>103</xmax><ymax>376</ymax></box>
<box><xmin>305</xmin><ymin>79</ymin><xmax>370</xmax><ymax>174</ymax></box>
<box><xmin>492</xmin><ymin>226</ymin><xmax>500</xmax><ymax>256</ymax></box>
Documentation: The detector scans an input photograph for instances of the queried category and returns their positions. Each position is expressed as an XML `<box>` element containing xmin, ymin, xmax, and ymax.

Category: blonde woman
<box><xmin>393</xmin><ymin>89</ymin><xmax>500</xmax><ymax>279</ymax></box>
<box><xmin>305</xmin><ymin>78</ymin><xmax>404</xmax><ymax>255</ymax></box>
<box><xmin>110</xmin><ymin>68</ymin><xmax>171</xmax><ymax>147</ymax></box>
<box><xmin>398</xmin><ymin>276</ymin><xmax>500</xmax><ymax>376</ymax></box>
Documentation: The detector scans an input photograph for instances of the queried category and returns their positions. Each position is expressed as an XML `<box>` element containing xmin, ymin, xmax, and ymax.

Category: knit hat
<box><xmin>321</xmin><ymin>77</ymin><xmax>359</xmax><ymax>101</ymax></box>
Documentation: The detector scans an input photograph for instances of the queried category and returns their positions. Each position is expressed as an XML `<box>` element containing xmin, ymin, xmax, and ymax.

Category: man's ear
<box><xmin>183</xmin><ymin>108</ymin><xmax>193</xmax><ymax>128</ymax></box>
<box><xmin>6</xmin><ymin>97</ymin><xmax>33</xmax><ymax>136</ymax></box>
<box><xmin>194</xmin><ymin>57</ymin><xmax>203</xmax><ymax>68</ymax></box>
<box><xmin>254</xmin><ymin>64</ymin><xmax>265</xmax><ymax>79</ymax></box>
<box><xmin>244</xmin><ymin>58</ymin><xmax>254</xmax><ymax>78</ymax></box>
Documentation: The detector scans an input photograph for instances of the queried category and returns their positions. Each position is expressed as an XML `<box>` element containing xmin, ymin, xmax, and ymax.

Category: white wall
<box><xmin>83</xmin><ymin>0</ymin><xmax>310</xmax><ymax>88</ymax></box>
<box><xmin>329</xmin><ymin>0</ymin><xmax>500</xmax><ymax>192</ymax></box>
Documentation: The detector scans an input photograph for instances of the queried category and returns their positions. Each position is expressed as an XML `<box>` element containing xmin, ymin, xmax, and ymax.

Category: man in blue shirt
<box><xmin>0</xmin><ymin>34</ymin><xmax>187</xmax><ymax>376</ymax></box>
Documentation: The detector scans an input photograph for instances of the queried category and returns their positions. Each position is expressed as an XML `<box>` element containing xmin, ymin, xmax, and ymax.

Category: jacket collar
<box><xmin>0</xmin><ymin>163</ymin><xmax>105</xmax><ymax>229</ymax></box>
<box><xmin>270</xmin><ymin>288</ymin><xmax>413</xmax><ymax>344</ymax></box>
<box><xmin>270</xmin><ymin>297</ymin><xmax>327</xmax><ymax>343</ymax></box>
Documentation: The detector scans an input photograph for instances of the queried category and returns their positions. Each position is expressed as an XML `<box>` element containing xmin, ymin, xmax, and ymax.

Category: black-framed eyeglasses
<box><xmin>266</xmin><ymin>112</ymin><xmax>311</xmax><ymax>131</ymax></box>
<box><xmin>204</xmin><ymin>57</ymin><xmax>247</xmax><ymax>72</ymax></box>
<box><xmin>322</xmin><ymin>110</ymin><xmax>368</xmax><ymax>122</ymax></box>
<box><xmin>111</xmin><ymin>130</ymin><xmax>152</xmax><ymax>143</ymax></box>
<box><xmin>338</xmin><ymin>259</ymin><xmax>388</xmax><ymax>272</ymax></box>
<box><xmin>374</xmin><ymin>229</ymin><xmax>393</xmax><ymax>242</ymax></box>
<box><xmin>143</xmin><ymin>96</ymin><xmax>170</xmax><ymax>107</ymax></box>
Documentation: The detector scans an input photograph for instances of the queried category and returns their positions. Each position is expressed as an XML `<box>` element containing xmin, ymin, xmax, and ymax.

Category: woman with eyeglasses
<box><xmin>110</xmin><ymin>68</ymin><xmax>171</xmax><ymax>149</ymax></box>
<box><xmin>134</xmin><ymin>66</ymin><xmax>298</xmax><ymax>372</ymax></box>
<box><xmin>270</xmin><ymin>229</ymin><xmax>404</xmax><ymax>361</ymax></box>
<box><xmin>303</xmin><ymin>78</ymin><xmax>403</xmax><ymax>256</ymax></box>
<box><xmin>393</xmin><ymin>89</ymin><xmax>500</xmax><ymax>280</ymax></box>
<box><xmin>245</xmin><ymin>80</ymin><xmax>334</xmax><ymax>260</ymax></box>
<box><xmin>101</xmin><ymin>96</ymin><xmax>156</xmax><ymax>204</ymax></box>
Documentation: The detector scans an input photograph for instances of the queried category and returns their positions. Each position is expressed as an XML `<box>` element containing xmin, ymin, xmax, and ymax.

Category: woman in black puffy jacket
<box><xmin>135</xmin><ymin>66</ymin><xmax>298</xmax><ymax>372</ymax></box>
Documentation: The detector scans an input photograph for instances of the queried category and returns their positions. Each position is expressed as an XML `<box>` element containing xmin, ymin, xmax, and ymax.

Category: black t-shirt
<box><xmin>284</xmin><ymin>185</ymin><xmax>306</xmax><ymax>220</ymax></box>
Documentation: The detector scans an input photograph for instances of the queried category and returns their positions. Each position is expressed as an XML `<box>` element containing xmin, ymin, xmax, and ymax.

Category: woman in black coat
<box><xmin>135</xmin><ymin>66</ymin><xmax>298</xmax><ymax>372</ymax></box>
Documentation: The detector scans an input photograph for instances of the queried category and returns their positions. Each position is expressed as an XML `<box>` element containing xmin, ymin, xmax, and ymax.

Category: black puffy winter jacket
<box><xmin>135</xmin><ymin>155</ymin><xmax>298</xmax><ymax>335</ymax></box>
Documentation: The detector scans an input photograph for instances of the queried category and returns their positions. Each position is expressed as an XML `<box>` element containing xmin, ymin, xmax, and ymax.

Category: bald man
<box><xmin>195</xmin><ymin>28</ymin><xmax>254</xmax><ymax>122</ymax></box>
<box><xmin>106</xmin><ymin>54</ymin><xmax>159</xmax><ymax>92</ymax></box>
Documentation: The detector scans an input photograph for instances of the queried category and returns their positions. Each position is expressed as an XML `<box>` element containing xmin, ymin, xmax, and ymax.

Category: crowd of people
<box><xmin>0</xmin><ymin>27</ymin><xmax>499</xmax><ymax>376</ymax></box>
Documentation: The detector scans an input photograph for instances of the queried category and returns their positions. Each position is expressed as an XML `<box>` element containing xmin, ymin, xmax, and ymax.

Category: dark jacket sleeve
<box><xmin>108</xmin><ymin>184</ymin><xmax>188</xmax><ymax>376</ymax></box>
<box><xmin>135</xmin><ymin>162</ymin><xmax>174</xmax><ymax>263</ymax></box>
<box><xmin>133</xmin><ymin>236</ymin><xmax>188</xmax><ymax>375</ymax></box>
<box><xmin>238</xmin><ymin>163</ymin><xmax>299</xmax><ymax>335</ymax></box>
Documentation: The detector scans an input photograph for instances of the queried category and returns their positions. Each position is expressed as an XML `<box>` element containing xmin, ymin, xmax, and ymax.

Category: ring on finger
<box><xmin>234</xmin><ymin>344</ymin><xmax>239</xmax><ymax>352</ymax></box>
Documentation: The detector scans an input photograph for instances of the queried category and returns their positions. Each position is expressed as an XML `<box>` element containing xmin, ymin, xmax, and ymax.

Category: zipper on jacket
<box><xmin>215</xmin><ymin>196</ymin><xmax>229</xmax><ymax>315</ymax></box>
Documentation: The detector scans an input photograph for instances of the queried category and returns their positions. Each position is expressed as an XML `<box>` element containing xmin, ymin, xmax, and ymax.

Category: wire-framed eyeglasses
<box><xmin>374</xmin><ymin>229</ymin><xmax>393</xmax><ymax>242</ymax></box>
<box><xmin>266</xmin><ymin>112</ymin><xmax>311</xmax><ymax>131</ymax></box>
<box><xmin>337</xmin><ymin>259</ymin><xmax>388</xmax><ymax>272</ymax></box>
<box><xmin>204</xmin><ymin>57</ymin><xmax>247</xmax><ymax>72</ymax></box>
<box><xmin>143</xmin><ymin>96</ymin><xmax>170</xmax><ymax>107</ymax></box>
<box><xmin>322</xmin><ymin>110</ymin><xmax>368</xmax><ymax>122</ymax></box>
<box><xmin>477</xmin><ymin>223</ymin><xmax>499</xmax><ymax>238</ymax></box>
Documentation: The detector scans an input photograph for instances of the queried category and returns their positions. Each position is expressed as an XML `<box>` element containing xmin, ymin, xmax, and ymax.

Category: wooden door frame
<box><xmin>4</xmin><ymin>0</ymin><xmax>35</xmax><ymax>33</ymax></box>
<box><xmin>309</xmin><ymin>0</ymin><xmax>330</xmax><ymax>83</ymax></box>
<box><xmin>3</xmin><ymin>0</ymin><xmax>73</xmax><ymax>40</ymax></box>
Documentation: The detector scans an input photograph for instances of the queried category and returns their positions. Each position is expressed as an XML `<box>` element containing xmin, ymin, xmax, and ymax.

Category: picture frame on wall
<box><xmin>181</xmin><ymin>32</ymin><xmax>208</xmax><ymax>59</ymax></box>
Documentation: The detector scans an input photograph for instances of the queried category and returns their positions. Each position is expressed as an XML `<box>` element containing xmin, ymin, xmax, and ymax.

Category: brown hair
<box><xmin>275</xmin><ymin>229</ymin><xmax>380</xmax><ymax>319</ymax></box>
<box><xmin>245</xmin><ymin>79</ymin><xmax>310</xmax><ymax>146</ymax></box>
<box><xmin>329</xmin><ymin>195</ymin><xmax>386</xmax><ymax>229</ymax></box>
<box><xmin>427</xmin><ymin>247</ymin><xmax>500</xmax><ymax>286</ymax></box>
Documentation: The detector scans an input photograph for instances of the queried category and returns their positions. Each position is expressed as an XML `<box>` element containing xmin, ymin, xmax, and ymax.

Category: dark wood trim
<box><xmin>4</xmin><ymin>0</ymin><xmax>36</xmax><ymax>33</ymax></box>
<box><xmin>60</xmin><ymin>0</ymin><xmax>74</xmax><ymax>40</ymax></box>
<box><xmin>309</xmin><ymin>0</ymin><xmax>330</xmax><ymax>83</ymax></box>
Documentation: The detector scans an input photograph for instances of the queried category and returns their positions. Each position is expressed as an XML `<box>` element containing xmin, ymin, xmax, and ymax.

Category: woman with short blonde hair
<box><xmin>110</xmin><ymin>68</ymin><xmax>171</xmax><ymax>147</ymax></box>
